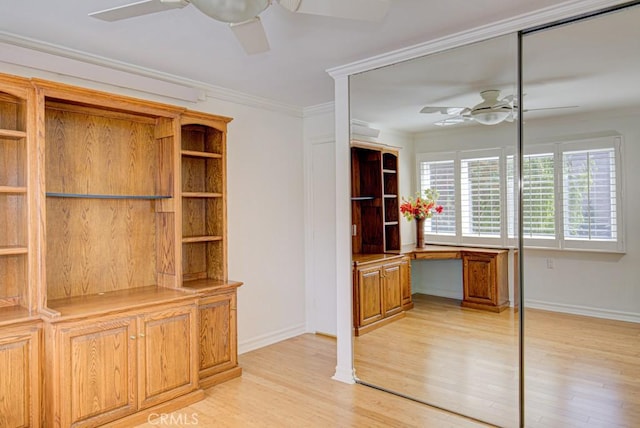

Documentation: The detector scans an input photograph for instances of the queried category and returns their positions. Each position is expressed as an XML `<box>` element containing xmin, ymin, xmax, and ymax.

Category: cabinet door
<box><xmin>382</xmin><ymin>262</ymin><xmax>403</xmax><ymax>317</ymax></box>
<box><xmin>400</xmin><ymin>257</ymin><xmax>412</xmax><ymax>307</ymax></box>
<box><xmin>199</xmin><ymin>292</ymin><xmax>237</xmax><ymax>379</ymax></box>
<box><xmin>59</xmin><ymin>318</ymin><xmax>137</xmax><ymax>427</ymax></box>
<box><xmin>0</xmin><ymin>325</ymin><xmax>39</xmax><ymax>428</ymax></box>
<box><xmin>138</xmin><ymin>305</ymin><xmax>197</xmax><ymax>409</ymax></box>
<box><xmin>462</xmin><ymin>252</ymin><xmax>497</xmax><ymax>305</ymax></box>
<box><xmin>356</xmin><ymin>266</ymin><xmax>384</xmax><ymax>326</ymax></box>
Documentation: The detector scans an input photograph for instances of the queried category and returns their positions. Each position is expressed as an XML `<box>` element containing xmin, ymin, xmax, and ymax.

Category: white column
<box><xmin>331</xmin><ymin>75</ymin><xmax>355</xmax><ymax>384</ymax></box>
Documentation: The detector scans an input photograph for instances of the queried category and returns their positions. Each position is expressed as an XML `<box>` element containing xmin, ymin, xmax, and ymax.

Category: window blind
<box><xmin>419</xmin><ymin>160</ymin><xmax>456</xmax><ymax>234</ymax></box>
<box><xmin>563</xmin><ymin>148</ymin><xmax>617</xmax><ymax>241</ymax></box>
<box><xmin>460</xmin><ymin>156</ymin><xmax>501</xmax><ymax>237</ymax></box>
<box><xmin>523</xmin><ymin>153</ymin><xmax>555</xmax><ymax>238</ymax></box>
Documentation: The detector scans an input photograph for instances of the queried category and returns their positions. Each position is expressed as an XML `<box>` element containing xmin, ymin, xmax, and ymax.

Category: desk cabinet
<box><xmin>353</xmin><ymin>254</ymin><xmax>411</xmax><ymax>336</ymax></box>
<box><xmin>462</xmin><ymin>250</ymin><xmax>509</xmax><ymax>312</ymax></box>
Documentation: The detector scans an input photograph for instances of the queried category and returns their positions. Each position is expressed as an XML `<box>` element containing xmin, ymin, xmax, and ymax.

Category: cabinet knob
<box><xmin>138</xmin><ymin>333</ymin><xmax>145</xmax><ymax>338</ymax></box>
<box><xmin>129</xmin><ymin>335</ymin><xmax>137</xmax><ymax>340</ymax></box>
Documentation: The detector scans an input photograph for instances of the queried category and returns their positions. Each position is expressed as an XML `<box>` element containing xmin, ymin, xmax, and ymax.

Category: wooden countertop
<box><xmin>353</xmin><ymin>245</ymin><xmax>511</xmax><ymax>264</ymax></box>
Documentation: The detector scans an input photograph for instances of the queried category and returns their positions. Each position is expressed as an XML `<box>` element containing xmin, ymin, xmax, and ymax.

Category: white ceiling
<box><xmin>0</xmin><ymin>0</ymin><xmax>569</xmax><ymax>108</ymax></box>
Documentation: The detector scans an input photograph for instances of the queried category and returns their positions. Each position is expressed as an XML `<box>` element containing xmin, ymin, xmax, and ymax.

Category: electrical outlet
<box><xmin>546</xmin><ymin>258</ymin><xmax>554</xmax><ymax>269</ymax></box>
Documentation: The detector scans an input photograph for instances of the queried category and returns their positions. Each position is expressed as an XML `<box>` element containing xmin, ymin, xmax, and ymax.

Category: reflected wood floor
<box><xmin>355</xmin><ymin>294</ymin><xmax>520</xmax><ymax>427</ymax></box>
<box><xmin>137</xmin><ymin>333</ymin><xmax>489</xmax><ymax>428</ymax></box>
<box><xmin>355</xmin><ymin>294</ymin><xmax>640</xmax><ymax>428</ymax></box>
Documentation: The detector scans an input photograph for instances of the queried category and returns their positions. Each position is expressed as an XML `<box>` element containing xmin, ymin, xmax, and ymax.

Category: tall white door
<box><xmin>310</xmin><ymin>141</ymin><xmax>337</xmax><ymax>335</ymax></box>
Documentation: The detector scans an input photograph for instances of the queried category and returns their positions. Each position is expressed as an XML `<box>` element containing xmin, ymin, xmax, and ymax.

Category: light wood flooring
<box><xmin>137</xmin><ymin>333</ymin><xmax>489</xmax><ymax>428</ymax></box>
<box><xmin>355</xmin><ymin>294</ymin><xmax>640</xmax><ymax>428</ymax></box>
<box><xmin>135</xmin><ymin>295</ymin><xmax>639</xmax><ymax>428</ymax></box>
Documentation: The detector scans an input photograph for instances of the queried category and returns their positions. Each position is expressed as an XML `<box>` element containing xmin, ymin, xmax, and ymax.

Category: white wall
<box><xmin>412</xmin><ymin>111</ymin><xmax>640</xmax><ymax>320</ymax></box>
<box><xmin>0</xmin><ymin>60</ymin><xmax>309</xmax><ymax>352</ymax></box>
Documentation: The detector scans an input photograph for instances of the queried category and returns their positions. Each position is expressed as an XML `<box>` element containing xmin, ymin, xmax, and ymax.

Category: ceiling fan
<box><xmin>420</xmin><ymin>89</ymin><xmax>578</xmax><ymax>126</ymax></box>
<box><xmin>89</xmin><ymin>0</ymin><xmax>390</xmax><ymax>55</ymax></box>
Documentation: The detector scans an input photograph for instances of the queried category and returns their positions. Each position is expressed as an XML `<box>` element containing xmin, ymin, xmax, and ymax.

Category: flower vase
<box><xmin>415</xmin><ymin>217</ymin><xmax>425</xmax><ymax>248</ymax></box>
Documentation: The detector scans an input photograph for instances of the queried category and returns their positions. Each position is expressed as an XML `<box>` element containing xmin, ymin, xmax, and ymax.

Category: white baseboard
<box><xmin>525</xmin><ymin>299</ymin><xmax>640</xmax><ymax>324</ymax></box>
<box><xmin>238</xmin><ymin>323</ymin><xmax>307</xmax><ymax>355</ymax></box>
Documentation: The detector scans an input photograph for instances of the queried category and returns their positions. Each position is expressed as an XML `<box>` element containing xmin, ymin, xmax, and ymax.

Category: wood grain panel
<box><xmin>382</xmin><ymin>263</ymin><xmax>402</xmax><ymax>317</ymax></box>
<box><xmin>0</xmin><ymin>137</ymin><xmax>26</xmax><ymax>187</ymax></box>
<box><xmin>0</xmin><ymin>194</ymin><xmax>26</xmax><ymax>247</ymax></box>
<box><xmin>206</xmin><ymin>240</ymin><xmax>225</xmax><ymax>280</ymax></box>
<box><xmin>0</xmin><ymin>254</ymin><xmax>26</xmax><ymax>303</ymax></box>
<box><xmin>466</xmin><ymin>258</ymin><xmax>493</xmax><ymax>301</ymax></box>
<box><xmin>182</xmin><ymin>241</ymin><xmax>224</xmax><ymax>281</ymax></box>
<box><xmin>358</xmin><ymin>268</ymin><xmax>383</xmax><ymax>326</ymax></box>
<box><xmin>181</xmin><ymin>125</ymin><xmax>223</xmax><ymax>154</ymax></box>
<box><xmin>138</xmin><ymin>306</ymin><xmax>196</xmax><ymax>408</ymax></box>
<box><xmin>198</xmin><ymin>294</ymin><xmax>233</xmax><ymax>376</ymax></box>
<box><xmin>156</xmin><ymin>212</ymin><xmax>175</xmax><ymax>278</ymax></box>
<box><xmin>63</xmin><ymin>319</ymin><xmax>137</xmax><ymax>426</ymax></box>
<box><xmin>182</xmin><ymin>197</ymin><xmax>223</xmax><ymax>238</ymax></box>
<box><xmin>0</xmin><ymin>93</ymin><xmax>25</xmax><ymax>131</ymax></box>
<box><xmin>46</xmin><ymin>198</ymin><xmax>157</xmax><ymax>299</ymax></box>
<box><xmin>0</xmin><ymin>334</ymin><xmax>30</xmax><ymax>427</ymax></box>
<box><xmin>45</xmin><ymin>108</ymin><xmax>158</xmax><ymax>196</ymax></box>
<box><xmin>181</xmin><ymin>157</ymin><xmax>222</xmax><ymax>194</ymax></box>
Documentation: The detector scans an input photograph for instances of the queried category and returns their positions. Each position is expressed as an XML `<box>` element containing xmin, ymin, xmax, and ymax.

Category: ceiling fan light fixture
<box><xmin>470</xmin><ymin>89</ymin><xmax>513</xmax><ymax>125</ymax></box>
<box><xmin>191</xmin><ymin>0</ymin><xmax>271</xmax><ymax>23</ymax></box>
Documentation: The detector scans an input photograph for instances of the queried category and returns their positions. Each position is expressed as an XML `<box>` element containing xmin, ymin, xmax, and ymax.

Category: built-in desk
<box><xmin>352</xmin><ymin>245</ymin><xmax>510</xmax><ymax>335</ymax></box>
<box><xmin>409</xmin><ymin>245</ymin><xmax>510</xmax><ymax>312</ymax></box>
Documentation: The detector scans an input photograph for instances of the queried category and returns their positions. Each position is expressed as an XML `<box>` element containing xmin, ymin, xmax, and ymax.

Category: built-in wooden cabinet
<box><xmin>400</xmin><ymin>256</ymin><xmax>413</xmax><ymax>311</ymax></box>
<box><xmin>0</xmin><ymin>72</ymin><xmax>242</xmax><ymax>427</ymax></box>
<box><xmin>462</xmin><ymin>250</ymin><xmax>509</xmax><ymax>312</ymax></box>
<box><xmin>352</xmin><ymin>254</ymin><xmax>410</xmax><ymax>336</ymax></box>
<box><xmin>351</xmin><ymin>142</ymin><xmax>401</xmax><ymax>254</ymax></box>
<box><xmin>45</xmin><ymin>300</ymin><xmax>199</xmax><ymax>427</ymax></box>
<box><xmin>351</xmin><ymin>141</ymin><xmax>409</xmax><ymax>335</ymax></box>
<box><xmin>0</xmin><ymin>321</ymin><xmax>40</xmax><ymax>428</ymax></box>
<box><xmin>197</xmin><ymin>291</ymin><xmax>241</xmax><ymax>388</ymax></box>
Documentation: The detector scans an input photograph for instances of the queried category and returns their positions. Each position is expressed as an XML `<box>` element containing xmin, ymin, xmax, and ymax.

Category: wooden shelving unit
<box><xmin>180</xmin><ymin>114</ymin><xmax>242</xmax><ymax>389</ymax></box>
<box><xmin>0</xmin><ymin>73</ymin><xmax>243</xmax><ymax>426</ymax></box>
<box><xmin>0</xmin><ymin>75</ymin><xmax>41</xmax><ymax>428</ymax></box>
<box><xmin>350</xmin><ymin>141</ymin><xmax>408</xmax><ymax>336</ymax></box>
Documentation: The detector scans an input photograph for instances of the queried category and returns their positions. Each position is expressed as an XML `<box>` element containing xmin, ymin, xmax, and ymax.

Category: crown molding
<box><xmin>303</xmin><ymin>102</ymin><xmax>334</xmax><ymax>118</ymax></box>
<box><xmin>0</xmin><ymin>30</ymin><xmax>303</xmax><ymax>117</ymax></box>
<box><xmin>327</xmin><ymin>0</ymin><xmax>630</xmax><ymax>78</ymax></box>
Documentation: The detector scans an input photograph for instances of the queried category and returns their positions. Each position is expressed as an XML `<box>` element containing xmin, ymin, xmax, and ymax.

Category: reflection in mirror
<box><xmin>349</xmin><ymin>34</ymin><xmax>520</xmax><ymax>427</ymax></box>
<box><xmin>522</xmin><ymin>4</ymin><xmax>640</xmax><ymax>426</ymax></box>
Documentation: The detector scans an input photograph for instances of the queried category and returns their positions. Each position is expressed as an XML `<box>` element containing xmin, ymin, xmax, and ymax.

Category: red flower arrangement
<box><xmin>400</xmin><ymin>189</ymin><xmax>443</xmax><ymax>221</ymax></box>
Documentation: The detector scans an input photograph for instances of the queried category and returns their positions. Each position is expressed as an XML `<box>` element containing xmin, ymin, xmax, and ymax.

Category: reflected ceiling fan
<box><xmin>89</xmin><ymin>0</ymin><xmax>390</xmax><ymax>55</ymax></box>
<box><xmin>420</xmin><ymin>89</ymin><xmax>578</xmax><ymax>126</ymax></box>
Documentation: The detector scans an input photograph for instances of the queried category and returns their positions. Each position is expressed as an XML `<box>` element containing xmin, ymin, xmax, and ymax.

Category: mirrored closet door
<box><xmin>521</xmin><ymin>4</ymin><xmax>640</xmax><ymax>427</ymax></box>
<box><xmin>349</xmin><ymin>33</ymin><xmax>521</xmax><ymax>428</ymax></box>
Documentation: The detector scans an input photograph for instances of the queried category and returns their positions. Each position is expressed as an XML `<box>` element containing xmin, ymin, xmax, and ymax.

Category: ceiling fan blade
<box><xmin>434</xmin><ymin>115</ymin><xmax>473</xmax><ymax>127</ymax></box>
<box><xmin>280</xmin><ymin>0</ymin><xmax>389</xmax><ymax>22</ymax></box>
<box><xmin>89</xmin><ymin>0</ymin><xmax>189</xmax><ymax>22</ymax></box>
<box><xmin>230</xmin><ymin>17</ymin><xmax>270</xmax><ymax>55</ymax></box>
<box><xmin>420</xmin><ymin>106</ymin><xmax>466</xmax><ymax>114</ymax></box>
<box><xmin>523</xmin><ymin>105</ymin><xmax>579</xmax><ymax>112</ymax></box>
